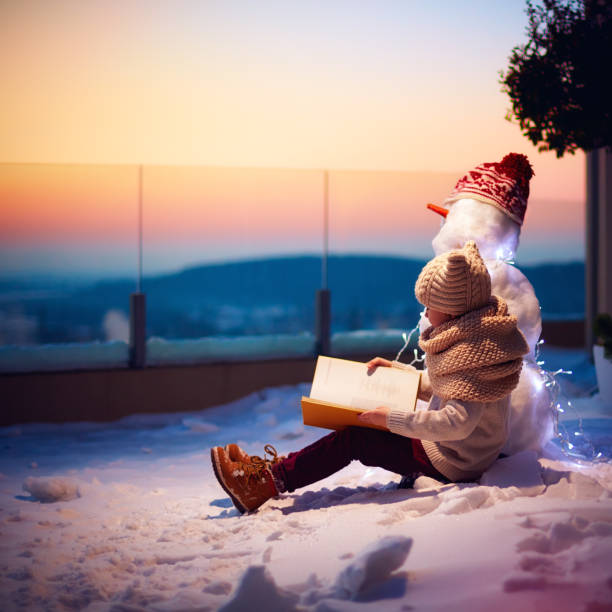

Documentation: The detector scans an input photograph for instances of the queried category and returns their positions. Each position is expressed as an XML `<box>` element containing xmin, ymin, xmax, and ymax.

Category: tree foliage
<box><xmin>500</xmin><ymin>0</ymin><xmax>612</xmax><ymax>157</ymax></box>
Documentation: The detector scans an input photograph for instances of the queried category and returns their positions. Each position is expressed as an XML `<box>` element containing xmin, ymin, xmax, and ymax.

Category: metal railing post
<box><xmin>315</xmin><ymin>170</ymin><xmax>331</xmax><ymax>356</ymax></box>
<box><xmin>130</xmin><ymin>165</ymin><xmax>147</xmax><ymax>368</ymax></box>
<box><xmin>129</xmin><ymin>292</ymin><xmax>146</xmax><ymax>368</ymax></box>
<box><xmin>315</xmin><ymin>288</ymin><xmax>331</xmax><ymax>356</ymax></box>
<box><xmin>586</xmin><ymin>150</ymin><xmax>599</xmax><ymax>354</ymax></box>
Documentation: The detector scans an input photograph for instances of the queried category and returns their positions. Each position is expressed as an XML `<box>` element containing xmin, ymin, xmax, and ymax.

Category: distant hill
<box><xmin>0</xmin><ymin>256</ymin><xmax>585</xmax><ymax>343</ymax></box>
<box><xmin>517</xmin><ymin>261</ymin><xmax>585</xmax><ymax>318</ymax></box>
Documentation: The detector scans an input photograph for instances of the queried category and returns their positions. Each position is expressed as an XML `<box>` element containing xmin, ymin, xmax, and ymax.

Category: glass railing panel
<box><xmin>143</xmin><ymin>165</ymin><xmax>324</xmax><ymax>341</ymax></box>
<box><xmin>0</xmin><ymin>163</ymin><xmax>138</xmax><ymax>351</ymax></box>
<box><xmin>328</xmin><ymin>166</ymin><xmax>586</xmax><ymax>344</ymax></box>
<box><xmin>0</xmin><ymin>159</ymin><xmax>586</xmax><ymax>371</ymax></box>
<box><xmin>327</xmin><ymin>169</ymin><xmax>456</xmax><ymax>341</ymax></box>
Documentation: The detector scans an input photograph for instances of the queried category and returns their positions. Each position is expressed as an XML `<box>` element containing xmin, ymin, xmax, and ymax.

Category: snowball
<box><xmin>22</xmin><ymin>477</ymin><xmax>80</xmax><ymax>503</ymax></box>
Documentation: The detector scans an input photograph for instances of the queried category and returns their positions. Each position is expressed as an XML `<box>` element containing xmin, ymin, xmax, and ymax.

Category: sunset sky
<box><xmin>0</xmin><ymin>0</ymin><xmax>586</xmax><ymax>278</ymax></box>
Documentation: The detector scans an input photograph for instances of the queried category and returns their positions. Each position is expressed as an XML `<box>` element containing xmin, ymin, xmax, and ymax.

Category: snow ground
<box><xmin>0</xmin><ymin>347</ymin><xmax>611</xmax><ymax>611</ymax></box>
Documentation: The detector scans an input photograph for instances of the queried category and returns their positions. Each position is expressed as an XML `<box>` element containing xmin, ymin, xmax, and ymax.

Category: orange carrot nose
<box><xmin>427</xmin><ymin>203</ymin><xmax>449</xmax><ymax>218</ymax></box>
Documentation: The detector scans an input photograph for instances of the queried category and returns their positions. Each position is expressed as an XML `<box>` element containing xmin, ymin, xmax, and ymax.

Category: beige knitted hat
<box><xmin>415</xmin><ymin>241</ymin><xmax>491</xmax><ymax>316</ymax></box>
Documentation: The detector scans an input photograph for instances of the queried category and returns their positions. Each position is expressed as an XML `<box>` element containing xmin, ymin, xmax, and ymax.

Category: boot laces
<box><xmin>264</xmin><ymin>444</ymin><xmax>285</xmax><ymax>464</ymax></box>
<box><xmin>249</xmin><ymin>444</ymin><xmax>285</xmax><ymax>469</ymax></box>
<box><xmin>239</xmin><ymin>456</ymin><xmax>271</xmax><ymax>483</ymax></box>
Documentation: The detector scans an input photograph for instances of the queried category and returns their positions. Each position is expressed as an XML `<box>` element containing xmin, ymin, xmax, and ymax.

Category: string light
<box><xmin>534</xmin><ymin>338</ymin><xmax>605</xmax><ymax>464</ymax></box>
<box><xmin>395</xmin><ymin>311</ymin><xmax>426</xmax><ymax>364</ymax></box>
<box><xmin>412</xmin><ymin>348</ymin><xmax>425</xmax><ymax>365</ymax></box>
<box><xmin>395</xmin><ymin>323</ymin><xmax>606</xmax><ymax>465</ymax></box>
<box><xmin>495</xmin><ymin>245</ymin><xmax>516</xmax><ymax>264</ymax></box>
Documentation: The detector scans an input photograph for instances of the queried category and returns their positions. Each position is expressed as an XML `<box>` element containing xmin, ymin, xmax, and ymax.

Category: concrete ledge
<box><xmin>0</xmin><ymin>319</ymin><xmax>586</xmax><ymax>427</ymax></box>
<box><xmin>541</xmin><ymin>319</ymin><xmax>585</xmax><ymax>347</ymax></box>
<box><xmin>0</xmin><ymin>351</ymin><xmax>389</xmax><ymax>426</ymax></box>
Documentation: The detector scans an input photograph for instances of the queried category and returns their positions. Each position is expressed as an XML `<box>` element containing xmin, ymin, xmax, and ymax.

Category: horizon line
<box><xmin>0</xmin><ymin>251</ymin><xmax>586</xmax><ymax>284</ymax></box>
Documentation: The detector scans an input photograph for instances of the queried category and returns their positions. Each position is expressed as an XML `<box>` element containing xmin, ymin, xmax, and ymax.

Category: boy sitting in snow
<box><xmin>210</xmin><ymin>241</ymin><xmax>529</xmax><ymax>514</ymax></box>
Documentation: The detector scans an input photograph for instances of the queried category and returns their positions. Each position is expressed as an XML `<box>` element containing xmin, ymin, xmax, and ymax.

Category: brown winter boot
<box><xmin>211</xmin><ymin>446</ymin><xmax>278</xmax><ymax>514</ymax></box>
<box><xmin>225</xmin><ymin>443</ymin><xmax>285</xmax><ymax>467</ymax></box>
<box><xmin>224</xmin><ymin>443</ymin><xmax>251</xmax><ymax>463</ymax></box>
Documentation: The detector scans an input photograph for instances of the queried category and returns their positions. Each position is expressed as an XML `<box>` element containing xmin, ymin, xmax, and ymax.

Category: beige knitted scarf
<box><xmin>419</xmin><ymin>295</ymin><xmax>529</xmax><ymax>401</ymax></box>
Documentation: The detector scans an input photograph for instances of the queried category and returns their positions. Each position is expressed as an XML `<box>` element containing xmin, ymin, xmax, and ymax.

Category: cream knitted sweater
<box><xmin>386</xmin><ymin>296</ymin><xmax>528</xmax><ymax>481</ymax></box>
<box><xmin>387</xmin><ymin>366</ymin><xmax>510</xmax><ymax>481</ymax></box>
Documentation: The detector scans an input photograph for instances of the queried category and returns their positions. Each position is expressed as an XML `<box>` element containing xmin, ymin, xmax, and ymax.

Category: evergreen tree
<box><xmin>500</xmin><ymin>0</ymin><xmax>612</xmax><ymax>157</ymax></box>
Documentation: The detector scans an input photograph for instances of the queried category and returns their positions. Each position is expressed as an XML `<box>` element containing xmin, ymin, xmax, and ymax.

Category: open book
<box><xmin>301</xmin><ymin>356</ymin><xmax>421</xmax><ymax>431</ymax></box>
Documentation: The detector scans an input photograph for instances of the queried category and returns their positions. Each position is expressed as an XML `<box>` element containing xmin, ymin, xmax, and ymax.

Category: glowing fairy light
<box><xmin>395</xmin><ymin>319</ymin><xmax>425</xmax><ymax>365</ymax></box>
<box><xmin>398</xmin><ymin>315</ymin><xmax>605</xmax><ymax>464</ymax></box>
<box><xmin>527</xmin><ymin>330</ymin><xmax>603</xmax><ymax>463</ymax></box>
<box><xmin>541</xmin><ymin>349</ymin><xmax>604</xmax><ymax>463</ymax></box>
<box><xmin>551</xmin><ymin>368</ymin><xmax>572</xmax><ymax>376</ymax></box>
<box><xmin>494</xmin><ymin>243</ymin><xmax>516</xmax><ymax>264</ymax></box>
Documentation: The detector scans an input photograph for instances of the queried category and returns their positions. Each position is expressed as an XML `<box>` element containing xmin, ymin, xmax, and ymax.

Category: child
<box><xmin>210</xmin><ymin>241</ymin><xmax>529</xmax><ymax>514</ymax></box>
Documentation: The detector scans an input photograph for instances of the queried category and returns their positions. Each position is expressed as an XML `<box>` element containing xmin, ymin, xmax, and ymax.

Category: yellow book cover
<box><xmin>301</xmin><ymin>356</ymin><xmax>421</xmax><ymax>432</ymax></box>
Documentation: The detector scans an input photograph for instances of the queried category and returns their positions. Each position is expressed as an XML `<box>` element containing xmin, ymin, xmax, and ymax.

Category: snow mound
<box><xmin>504</xmin><ymin>510</ymin><xmax>612</xmax><ymax>598</ymax></box>
<box><xmin>219</xmin><ymin>565</ymin><xmax>299</xmax><ymax>612</ymax></box>
<box><xmin>22</xmin><ymin>477</ymin><xmax>80</xmax><ymax>503</ymax></box>
<box><xmin>221</xmin><ymin>536</ymin><xmax>413</xmax><ymax>610</ymax></box>
<box><xmin>480</xmin><ymin>450</ymin><xmax>544</xmax><ymax>495</ymax></box>
<box><xmin>333</xmin><ymin>535</ymin><xmax>412</xmax><ymax>600</ymax></box>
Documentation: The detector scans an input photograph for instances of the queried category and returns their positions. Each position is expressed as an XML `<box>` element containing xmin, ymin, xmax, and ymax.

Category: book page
<box><xmin>309</xmin><ymin>356</ymin><xmax>420</xmax><ymax>413</ymax></box>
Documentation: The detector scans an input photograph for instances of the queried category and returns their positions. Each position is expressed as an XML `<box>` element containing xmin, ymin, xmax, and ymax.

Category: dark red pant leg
<box><xmin>271</xmin><ymin>426</ymin><xmax>444</xmax><ymax>493</ymax></box>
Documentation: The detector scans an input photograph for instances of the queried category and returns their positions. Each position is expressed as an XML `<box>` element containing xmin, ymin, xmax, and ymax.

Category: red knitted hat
<box><xmin>443</xmin><ymin>153</ymin><xmax>534</xmax><ymax>225</ymax></box>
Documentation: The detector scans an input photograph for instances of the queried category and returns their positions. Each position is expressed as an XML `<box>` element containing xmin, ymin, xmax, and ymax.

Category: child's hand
<box><xmin>358</xmin><ymin>406</ymin><xmax>390</xmax><ymax>428</ymax></box>
<box><xmin>366</xmin><ymin>357</ymin><xmax>392</xmax><ymax>372</ymax></box>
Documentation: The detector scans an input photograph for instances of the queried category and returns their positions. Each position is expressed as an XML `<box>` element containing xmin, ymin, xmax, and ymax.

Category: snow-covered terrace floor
<box><xmin>0</xmin><ymin>347</ymin><xmax>611</xmax><ymax>611</ymax></box>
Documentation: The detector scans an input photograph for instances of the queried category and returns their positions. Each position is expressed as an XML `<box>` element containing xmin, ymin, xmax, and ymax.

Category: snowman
<box><xmin>423</xmin><ymin>153</ymin><xmax>553</xmax><ymax>455</ymax></box>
